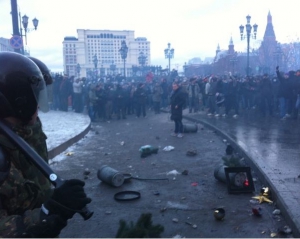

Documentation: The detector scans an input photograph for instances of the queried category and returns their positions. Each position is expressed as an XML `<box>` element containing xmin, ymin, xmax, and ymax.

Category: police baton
<box><xmin>0</xmin><ymin>120</ymin><xmax>93</xmax><ymax>220</ymax></box>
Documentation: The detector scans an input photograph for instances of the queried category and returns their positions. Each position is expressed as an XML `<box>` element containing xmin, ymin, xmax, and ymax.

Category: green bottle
<box><xmin>139</xmin><ymin>145</ymin><xmax>159</xmax><ymax>158</ymax></box>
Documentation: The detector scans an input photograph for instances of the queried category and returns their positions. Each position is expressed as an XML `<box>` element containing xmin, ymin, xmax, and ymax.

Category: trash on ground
<box><xmin>139</xmin><ymin>145</ymin><xmax>159</xmax><ymax>158</ymax></box>
<box><xmin>65</xmin><ymin>152</ymin><xmax>74</xmax><ymax>156</ymax></box>
<box><xmin>252</xmin><ymin>195</ymin><xmax>273</xmax><ymax>204</ymax></box>
<box><xmin>167</xmin><ymin>201</ymin><xmax>188</xmax><ymax>210</ymax></box>
<box><xmin>173</xmin><ymin>234</ymin><xmax>183</xmax><ymax>238</ymax></box>
<box><xmin>191</xmin><ymin>182</ymin><xmax>198</xmax><ymax>186</ymax></box>
<box><xmin>252</xmin><ymin>207</ymin><xmax>262</xmax><ymax>216</ymax></box>
<box><xmin>153</xmin><ymin>191</ymin><xmax>160</xmax><ymax>195</ymax></box>
<box><xmin>83</xmin><ymin>168</ymin><xmax>90</xmax><ymax>175</ymax></box>
<box><xmin>272</xmin><ymin>209</ymin><xmax>281</xmax><ymax>215</ymax></box>
<box><xmin>192</xmin><ymin>224</ymin><xmax>197</xmax><ymax>229</ymax></box>
<box><xmin>160</xmin><ymin>207</ymin><xmax>167</xmax><ymax>213</ymax></box>
<box><xmin>105</xmin><ymin>211</ymin><xmax>112</xmax><ymax>215</ymax></box>
<box><xmin>120</xmin><ymin>141</ymin><xmax>125</xmax><ymax>145</ymax></box>
<box><xmin>163</xmin><ymin>146</ymin><xmax>175</xmax><ymax>151</ymax></box>
<box><xmin>270</xmin><ymin>232</ymin><xmax>277</xmax><ymax>237</ymax></box>
<box><xmin>181</xmin><ymin>170</ymin><xmax>189</xmax><ymax>175</ymax></box>
<box><xmin>278</xmin><ymin>225</ymin><xmax>292</xmax><ymax>234</ymax></box>
<box><xmin>186</xmin><ymin>149</ymin><xmax>197</xmax><ymax>156</ymax></box>
<box><xmin>172</xmin><ymin>218</ymin><xmax>179</xmax><ymax>223</ymax></box>
<box><xmin>167</xmin><ymin>170</ymin><xmax>180</xmax><ymax>175</ymax></box>
<box><xmin>214</xmin><ymin>208</ymin><xmax>225</xmax><ymax>220</ymax></box>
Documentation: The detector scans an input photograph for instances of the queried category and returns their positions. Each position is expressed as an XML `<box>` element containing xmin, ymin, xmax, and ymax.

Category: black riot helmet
<box><xmin>28</xmin><ymin>56</ymin><xmax>53</xmax><ymax>85</ymax></box>
<box><xmin>0</xmin><ymin>52</ymin><xmax>47</xmax><ymax>123</ymax></box>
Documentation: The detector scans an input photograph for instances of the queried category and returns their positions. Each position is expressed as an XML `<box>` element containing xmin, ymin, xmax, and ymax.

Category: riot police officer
<box><xmin>0</xmin><ymin>52</ymin><xmax>91</xmax><ymax>237</ymax></box>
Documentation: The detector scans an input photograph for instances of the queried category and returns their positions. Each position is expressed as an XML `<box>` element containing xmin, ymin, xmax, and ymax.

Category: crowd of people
<box><xmin>49</xmin><ymin>66</ymin><xmax>300</xmax><ymax>123</ymax></box>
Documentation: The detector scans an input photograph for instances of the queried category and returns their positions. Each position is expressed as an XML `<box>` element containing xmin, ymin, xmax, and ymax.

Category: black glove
<box><xmin>276</xmin><ymin>66</ymin><xmax>279</xmax><ymax>71</ymax></box>
<box><xmin>44</xmin><ymin>179</ymin><xmax>92</xmax><ymax>220</ymax></box>
<box><xmin>25</xmin><ymin>214</ymin><xmax>67</xmax><ymax>238</ymax></box>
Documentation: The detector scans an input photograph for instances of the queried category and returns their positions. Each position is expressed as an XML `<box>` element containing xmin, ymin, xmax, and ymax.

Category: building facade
<box><xmin>0</xmin><ymin>37</ymin><xmax>14</xmax><ymax>52</ymax></box>
<box><xmin>63</xmin><ymin>29</ymin><xmax>151</xmax><ymax>78</ymax></box>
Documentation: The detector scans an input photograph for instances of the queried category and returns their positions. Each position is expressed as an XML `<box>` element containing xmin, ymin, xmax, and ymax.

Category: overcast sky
<box><xmin>1</xmin><ymin>0</ymin><xmax>299</xmax><ymax>72</ymax></box>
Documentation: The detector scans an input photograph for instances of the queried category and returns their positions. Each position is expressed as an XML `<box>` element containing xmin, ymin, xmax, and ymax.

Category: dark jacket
<box><xmin>170</xmin><ymin>87</ymin><xmax>185</xmax><ymax>121</ymax></box>
<box><xmin>276</xmin><ymin>71</ymin><xmax>292</xmax><ymax>98</ymax></box>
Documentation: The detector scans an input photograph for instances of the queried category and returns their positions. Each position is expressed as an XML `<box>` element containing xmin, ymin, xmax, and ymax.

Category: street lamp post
<box><xmin>229</xmin><ymin>57</ymin><xmax>237</xmax><ymax>74</ymax></box>
<box><xmin>110</xmin><ymin>61</ymin><xmax>116</xmax><ymax>75</ymax></box>
<box><xmin>164</xmin><ymin>43</ymin><xmax>174</xmax><ymax>75</ymax></box>
<box><xmin>100</xmin><ymin>64</ymin><xmax>105</xmax><ymax>78</ymax></box>
<box><xmin>76</xmin><ymin>63</ymin><xmax>81</xmax><ymax>77</ymax></box>
<box><xmin>138</xmin><ymin>51</ymin><xmax>147</xmax><ymax>76</ymax></box>
<box><xmin>273</xmin><ymin>43</ymin><xmax>283</xmax><ymax>67</ymax></box>
<box><xmin>92</xmin><ymin>54</ymin><xmax>98</xmax><ymax>79</ymax></box>
<box><xmin>183</xmin><ymin>62</ymin><xmax>187</xmax><ymax>77</ymax></box>
<box><xmin>119</xmin><ymin>40</ymin><xmax>128</xmax><ymax>77</ymax></box>
<box><xmin>239</xmin><ymin>15</ymin><xmax>258</xmax><ymax>77</ymax></box>
<box><xmin>10</xmin><ymin>0</ymin><xmax>39</xmax><ymax>55</ymax></box>
<box><xmin>21</xmin><ymin>14</ymin><xmax>39</xmax><ymax>46</ymax></box>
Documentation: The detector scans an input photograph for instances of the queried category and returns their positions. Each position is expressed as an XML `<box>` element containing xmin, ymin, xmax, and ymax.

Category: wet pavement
<box><xmin>183</xmin><ymin>109</ymin><xmax>300</xmax><ymax>238</ymax></box>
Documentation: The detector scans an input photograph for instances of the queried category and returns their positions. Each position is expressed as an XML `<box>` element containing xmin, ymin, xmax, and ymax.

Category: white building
<box><xmin>0</xmin><ymin>37</ymin><xmax>14</xmax><ymax>52</ymax></box>
<box><xmin>63</xmin><ymin>29</ymin><xmax>151</xmax><ymax>77</ymax></box>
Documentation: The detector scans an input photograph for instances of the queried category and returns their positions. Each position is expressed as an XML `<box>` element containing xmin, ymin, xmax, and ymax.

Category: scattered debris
<box><xmin>83</xmin><ymin>168</ymin><xmax>90</xmax><ymax>175</ymax></box>
<box><xmin>252</xmin><ymin>195</ymin><xmax>273</xmax><ymax>204</ymax></box>
<box><xmin>167</xmin><ymin>170</ymin><xmax>180</xmax><ymax>176</ymax></box>
<box><xmin>105</xmin><ymin>211</ymin><xmax>112</xmax><ymax>215</ymax></box>
<box><xmin>270</xmin><ymin>232</ymin><xmax>277</xmax><ymax>238</ymax></box>
<box><xmin>214</xmin><ymin>208</ymin><xmax>225</xmax><ymax>221</ymax></box>
<box><xmin>155</xmin><ymin>136</ymin><xmax>160</xmax><ymax>140</ymax></box>
<box><xmin>65</xmin><ymin>152</ymin><xmax>74</xmax><ymax>156</ymax></box>
<box><xmin>153</xmin><ymin>191</ymin><xmax>160</xmax><ymax>196</ymax></box>
<box><xmin>173</xmin><ymin>234</ymin><xmax>183</xmax><ymax>238</ymax></box>
<box><xmin>192</xmin><ymin>224</ymin><xmax>197</xmax><ymax>229</ymax></box>
<box><xmin>160</xmin><ymin>207</ymin><xmax>167</xmax><ymax>213</ymax></box>
<box><xmin>172</xmin><ymin>218</ymin><xmax>179</xmax><ymax>223</ymax></box>
<box><xmin>278</xmin><ymin>225</ymin><xmax>292</xmax><ymax>235</ymax></box>
<box><xmin>249</xmin><ymin>199</ymin><xmax>259</xmax><ymax>205</ymax></box>
<box><xmin>139</xmin><ymin>145</ymin><xmax>159</xmax><ymax>158</ymax></box>
<box><xmin>120</xmin><ymin>141</ymin><xmax>125</xmax><ymax>146</ymax></box>
<box><xmin>272</xmin><ymin>209</ymin><xmax>281</xmax><ymax>215</ymax></box>
<box><xmin>186</xmin><ymin>149</ymin><xmax>197</xmax><ymax>156</ymax></box>
<box><xmin>163</xmin><ymin>146</ymin><xmax>175</xmax><ymax>151</ymax></box>
<box><xmin>252</xmin><ymin>207</ymin><xmax>262</xmax><ymax>216</ymax></box>
<box><xmin>181</xmin><ymin>170</ymin><xmax>189</xmax><ymax>175</ymax></box>
<box><xmin>167</xmin><ymin>201</ymin><xmax>188</xmax><ymax>209</ymax></box>
<box><xmin>223</xmin><ymin>139</ymin><xmax>227</xmax><ymax>143</ymax></box>
<box><xmin>191</xmin><ymin>182</ymin><xmax>198</xmax><ymax>186</ymax></box>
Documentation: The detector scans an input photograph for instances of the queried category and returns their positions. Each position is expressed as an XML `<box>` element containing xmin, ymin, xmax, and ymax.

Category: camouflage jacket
<box><xmin>0</xmin><ymin>117</ymin><xmax>52</xmax><ymax>237</ymax></box>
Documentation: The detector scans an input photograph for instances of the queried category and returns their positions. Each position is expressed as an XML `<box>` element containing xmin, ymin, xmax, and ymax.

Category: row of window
<box><xmin>87</xmin><ymin>34</ymin><xmax>126</xmax><ymax>39</ymax></box>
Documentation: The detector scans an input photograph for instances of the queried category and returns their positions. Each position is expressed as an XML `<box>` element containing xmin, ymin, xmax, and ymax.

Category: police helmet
<box><xmin>28</xmin><ymin>56</ymin><xmax>53</xmax><ymax>85</ymax></box>
<box><xmin>0</xmin><ymin>52</ymin><xmax>47</xmax><ymax>122</ymax></box>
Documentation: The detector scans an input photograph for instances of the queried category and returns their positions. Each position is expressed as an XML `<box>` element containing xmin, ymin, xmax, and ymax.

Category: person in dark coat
<box><xmin>134</xmin><ymin>83</ymin><xmax>147</xmax><ymax>118</ymax></box>
<box><xmin>258</xmin><ymin>74</ymin><xmax>273</xmax><ymax>117</ymax></box>
<box><xmin>276</xmin><ymin>66</ymin><xmax>293</xmax><ymax>119</ymax></box>
<box><xmin>170</xmin><ymin>82</ymin><xmax>186</xmax><ymax>138</ymax></box>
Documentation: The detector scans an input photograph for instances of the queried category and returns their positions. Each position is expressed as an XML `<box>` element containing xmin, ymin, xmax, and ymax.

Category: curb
<box><xmin>48</xmin><ymin>121</ymin><xmax>91</xmax><ymax>160</ymax></box>
<box><xmin>183</xmin><ymin>114</ymin><xmax>300</xmax><ymax>238</ymax></box>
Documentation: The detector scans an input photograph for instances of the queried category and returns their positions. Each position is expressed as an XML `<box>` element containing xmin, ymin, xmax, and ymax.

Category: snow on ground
<box><xmin>38</xmin><ymin>110</ymin><xmax>90</xmax><ymax>152</ymax></box>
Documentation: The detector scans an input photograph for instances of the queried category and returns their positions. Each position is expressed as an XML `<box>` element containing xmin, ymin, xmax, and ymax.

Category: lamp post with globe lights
<box><xmin>164</xmin><ymin>43</ymin><xmax>174</xmax><ymax>76</ymax></box>
<box><xmin>119</xmin><ymin>40</ymin><xmax>128</xmax><ymax>77</ymax></box>
<box><xmin>239</xmin><ymin>15</ymin><xmax>258</xmax><ymax>77</ymax></box>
